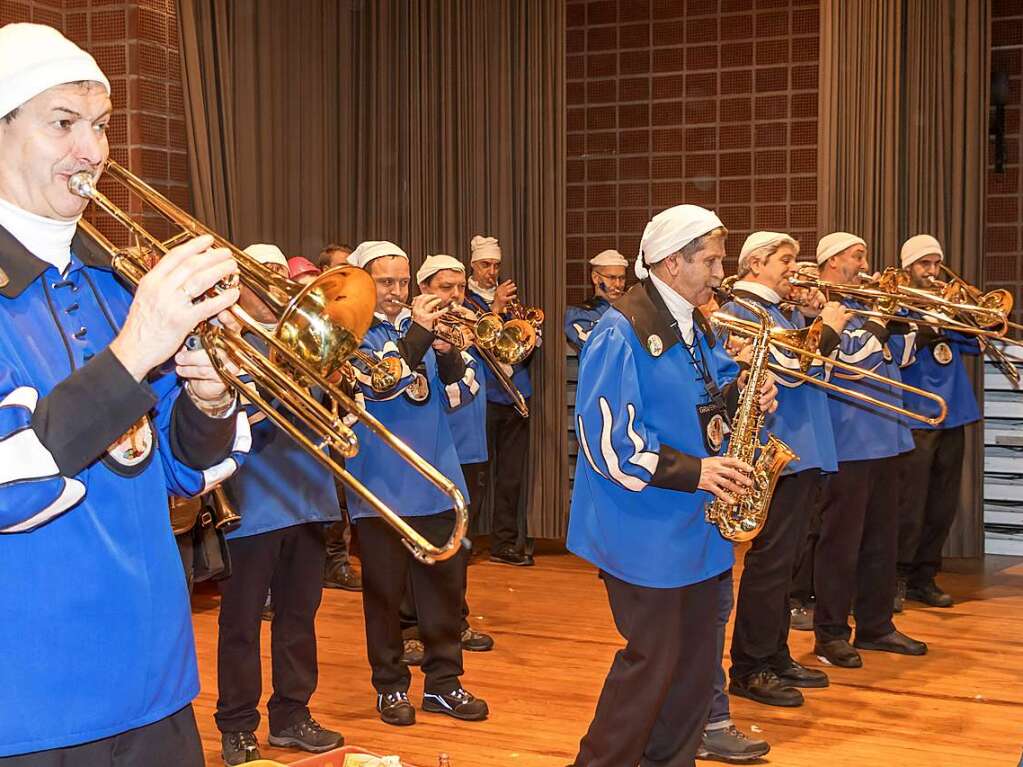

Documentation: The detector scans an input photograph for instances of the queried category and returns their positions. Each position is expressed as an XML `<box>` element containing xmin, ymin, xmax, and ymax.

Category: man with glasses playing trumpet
<box><xmin>345</xmin><ymin>241</ymin><xmax>489</xmax><ymax>727</ymax></box>
<box><xmin>895</xmin><ymin>235</ymin><xmax>981</xmax><ymax>610</ymax></box>
<box><xmin>564</xmin><ymin>249</ymin><xmax>628</xmax><ymax>354</ymax></box>
<box><xmin>0</xmin><ymin>23</ymin><xmax>247</xmax><ymax>766</ymax></box>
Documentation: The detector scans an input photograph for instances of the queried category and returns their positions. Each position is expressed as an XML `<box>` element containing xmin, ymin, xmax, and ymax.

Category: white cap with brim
<box><xmin>470</xmin><ymin>235</ymin><xmax>501</xmax><ymax>264</ymax></box>
<box><xmin>816</xmin><ymin>232</ymin><xmax>866</xmax><ymax>265</ymax></box>
<box><xmin>244</xmin><ymin>243</ymin><xmax>288</xmax><ymax>270</ymax></box>
<box><xmin>348</xmin><ymin>240</ymin><xmax>408</xmax><ymax>269</ymax></box>
<box><xmin>636</xmin><ymin>204</ymin><xmax>724</xmax><ymax>279</ymax></box>
<box><xmin>900</xmin><ymin>234</ymin><xmax>943</xmax><ymax>268</ymax></box>
<box><xmin>589</xmin><ymin>249</ymin><xmax>628</xmax><ymax>268</ymax></box>
<box><xmin>417</xmin><ymin>254</ymin><xmax>464</xmax><ymax>285</ymax></box>
<box><xmin>0</xmin><ymin>23</ymin><xmax>110</xmax><ymax>119</ymax></box>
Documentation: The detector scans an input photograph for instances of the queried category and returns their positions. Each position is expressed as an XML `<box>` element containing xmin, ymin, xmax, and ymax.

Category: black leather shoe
<box><xmin>268</xmin><ymin>716</ymin><xmax>343</xmax><ymax>753</ymax></box>
<box><xmin>377</xmin><ymin>691</ymin><xmax>416</xmax><ymax>726</ymax></box>
<box><xmin>854</xmin><ymin>629</ymin><xmax>927</xmax><ymax>656</ymax></box>
<box><xmin>814</xmin><ymin>638</ymin><xmax>863</xmax><ymax>668</ymax></box>
<box><xmin>728</xmin><ymin>669</ymin><xmax>803</xmax><ymax>707</ymax></box>
<box><xmin>906</xmin><ymin>580</ymin><xmax>953</xmax><ymax>608</ymax></box>
<box><xmin>221</xmin><ymin>731</ymin><xmax>260</xmax><ymax>765</ymax></box>
<box><xmin>775</xmin><ymin>659</ymin><xmax>829</xmax><ymax>688</ymax></box>
<box><xmin>490</xmin><ymin>545</ymin><xmax>534</xmax><ymax>566</ymax></box>
<box><xmin>894</xmin><ymin>577</ymin><xmax>907</xmax><ymax>613</ymax></box>
<box><xmin>324</xmin><ymin>562</ymin><xmax>362</xmax><ymax>592</ymax></box>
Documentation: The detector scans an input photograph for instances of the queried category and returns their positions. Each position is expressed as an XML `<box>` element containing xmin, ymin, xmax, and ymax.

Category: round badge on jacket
<box><xmin>647</xmin><ymin>334</ymin><xmax>663</xmax><ymax>357</ymax></box>
<box><xmin>706</xmin><ymin>413</ymin><xmax>725</xmax><ymax>453</ymax></box>
<box><xmin>405</xmin><ymin>371</ymin><xmax>431</xmax><ymax>404</ymax></box>
<box><xmin>933</xmin><ymin>341</ymin><xmax>953</xmax><ymax>365</ymax></box>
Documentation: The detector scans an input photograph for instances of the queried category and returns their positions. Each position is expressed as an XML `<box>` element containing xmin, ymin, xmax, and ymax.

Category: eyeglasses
<box><xmin>594</xmin><ymin>271</ymin><xmax>627</xmax><ymax>283</ymax></box>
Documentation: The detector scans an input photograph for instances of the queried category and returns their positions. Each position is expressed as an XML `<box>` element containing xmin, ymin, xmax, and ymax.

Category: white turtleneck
<box><xmin>649</xmin><ymin>271</ymin><xmax>695</xmax><ymax>344</ymax></box>
<box><xmin>467</xmin><ymin>276</ymin><xmax>496</xmax><ymax>303</ymax></box>
<box><xmin>732</xmin><ymin>279</ymin><xmax>782</xmax><ymax>305</ymax></box>
<box><xmin>0</xmin><ymin>196</ymin><xmax>79</xmax><ymax>274</ymax></box>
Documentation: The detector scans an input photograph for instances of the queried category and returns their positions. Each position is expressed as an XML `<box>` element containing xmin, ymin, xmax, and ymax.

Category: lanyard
<box><xmin>667</xmin><ymin>316</ymin><xmax>730</xmax><ymax>421</ymax></box>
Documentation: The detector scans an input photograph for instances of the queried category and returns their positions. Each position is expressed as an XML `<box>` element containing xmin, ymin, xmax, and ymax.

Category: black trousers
<box><xmin>790</xmin><ymin>492</ymin><xmax>824</xmax><ymax>605</ymax></box>
<box><xmin>814</xmin><ymin>458</ymin><xmax>899</xmax><ymax>643</ymax></box>
<box><xmin>215</xmin><ymin>523</ymin><xmax>326</xmax><ymax>734</ymax></box>
<box><xmin>0</xmin><ymin>705</ymin><xmax>203</xmax><ymax>767</ymax></box>
<box><xmin>573</xmin><ymin>571</ymin><xmax>720</xmax><ymax>767</ymax></box>
<box><xmin>730</xmin><ymin>469</ymin><xmax>826</xmax><ymax>679</ymax></box>
<box><xmin>325</xmin><ymin>471</ymin><xmax>354</xmax><ymax>570</ymax></box>
<box><xmin>897</xmin><ymin>426</ymin><xmax>965</xmax><ymax>587</ymax></box>
<box><xmin>357</xmin><ymin>511</ymin><xmax>466</xmax><ymax>695</ymax></box>
<box><xmin>485</xmin><ymin>402</ymin><xmax>530</xmax><ymax>550</ymax></box>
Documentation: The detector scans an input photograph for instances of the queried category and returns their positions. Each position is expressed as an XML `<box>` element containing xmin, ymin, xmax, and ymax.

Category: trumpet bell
<box><xmin>493</xmin><ymin>319</ymin><xmax>536</xmax><ymax>365</ymax></box>
<box><xmin>474</xmin><ymin>313</ymin><xmax>504</xmax><ymax>349</ymax></box>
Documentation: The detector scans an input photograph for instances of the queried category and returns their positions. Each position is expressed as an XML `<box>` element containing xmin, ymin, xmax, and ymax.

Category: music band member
<box><xmin>316</xmin><ymin>242</ymin><xmax>353</xmax><ymax>270</ymax></box>
<box><xmin>721</xmin><ymin>232</ymin><xmax>840</xmax><ymax>710</ymax></box>
<box><xmin>812</xmin><ymin>232</ymin><xmax>927</xmax><ymax>668</ymax></box>
<box><xmin>346</xmin><ymin>241</ymin><xmax>489</xmax><ymax>726</ymax></box>
<box><xmin>466</xmin><ymin>234</ymin><xmax>536</xmax><ymax>566</ymax></box>
<box><xmin>214</xmin><ymin>244</ymin><xmax>343</xmax><ymax>765</ymax></box>
<box><xmin>896</xmin><ymin>235</ymin><xmax>980</xmax><ymax>609</ymax></box>
<box><xmin>0</xmin><ymin>23</ymin><xmax>245</xmax><ymax>765</ymax></box>
<box><xmin>567</xmin><ymin>205</ymin><xmax>778</xmax><ymax>767</ymax></box>
<box><xmin>564</xmin><ymin>249</ymin><xmax>628</xmax><ymax>354</ymax></box>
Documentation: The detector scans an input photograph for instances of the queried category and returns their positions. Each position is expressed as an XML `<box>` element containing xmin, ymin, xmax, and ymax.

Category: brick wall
<box><xmin>565</xmin><ymin>0</ymin><xmax>820</xmax><ymax>304</ymax></box>
<box><xmin>0</xmin><ymin>1</ymin><xmax>188</xmax><ymax>245</ymax></box>
<box><xmin>989</xmin><ymin>3</ymin><xmax>1023</xmax><ymax>323</ymax></box>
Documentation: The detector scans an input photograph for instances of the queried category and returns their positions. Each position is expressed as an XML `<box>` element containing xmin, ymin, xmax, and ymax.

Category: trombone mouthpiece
<box><xmin>68</xmin><ymin>172</ymin><xmax>97</xmax><ymax>199</ymax></box>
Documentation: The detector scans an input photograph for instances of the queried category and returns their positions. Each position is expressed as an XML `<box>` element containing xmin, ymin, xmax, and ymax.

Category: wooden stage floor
<box><xmin>189</xmin><ymin>549</ymin><xmax>1023</xmax><ymax>766</ymax></box>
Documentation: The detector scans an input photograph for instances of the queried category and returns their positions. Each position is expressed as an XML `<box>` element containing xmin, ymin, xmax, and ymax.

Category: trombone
<box><xmin>708</xmin><ymin>312</ymin><xmax>948</xmax><ymax>426</ymax></box>
<box><xmin>70</xmin><ymin>161</ymin><xmax>467</xmax><ymax>564</ymax></box>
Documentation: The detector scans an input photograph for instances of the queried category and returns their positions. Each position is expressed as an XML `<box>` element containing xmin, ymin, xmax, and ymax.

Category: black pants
<box><xmin>215</xmin><ymin>523</ymin><xmax>326</xmax><ymax>734</ymax></box>
<box><xmin>573</xmin><ymin>571</ymin><xmax>720</xmax><ymax>767</ymax></box>
<box><xmin>0</xmin><ymin>705</ymin><xmax>203</xmax><ymax>767</ymax></box>
<box><xmin>357</xmin><ymin>511</ymin><xmax>466</xmax><ymax>695</ymax></box>
<box><xmin>325</xmin><ymin>472</ymin><xmax>354</xmax><ymax>570</ymax></box>
<box><xmin>485</xmin><ymin>402</ymin><xmax>529</xmax><ymax>550</ymax></box>
<box><xmin>897</xmin><ymin>426</ymin><xmax>965</xmax><ymax>587</ymax></box>
<box><xmin>731</xmin><ymin>469</ymin><xmax>825</xmax><ymax>679</ymax></box>
<box><xmin>790</xmin><ymin>491</ymin><xmax>824</xmax><ymax>605</ymax></box>
<box><xmin>814</xmin><ymin>458</ymin><xmax>899</xmax><ymax>643</ymax></box>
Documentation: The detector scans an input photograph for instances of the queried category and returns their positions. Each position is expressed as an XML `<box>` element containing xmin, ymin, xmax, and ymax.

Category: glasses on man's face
<box><xmin>594</xmin><ymin>271</ymin><xmax>626</xmax><ymax>283</ymax></box>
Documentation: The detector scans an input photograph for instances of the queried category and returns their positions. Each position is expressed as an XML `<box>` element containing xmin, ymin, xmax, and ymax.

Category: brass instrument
<box><xmin>70</xmin><ymin>161</ymin><xmax>467</xmax><ymax>564</ymax></box>
<box><xmin>704</xmin><ymin>299</ymin><xmax>796</xmax><ymax>542</ymax></box>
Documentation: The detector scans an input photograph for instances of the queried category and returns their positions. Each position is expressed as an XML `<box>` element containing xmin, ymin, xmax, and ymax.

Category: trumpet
<box><xmin>70</xmin><ymin>161</ymin><xmax>467</xmax><ymax>564</ymax></box>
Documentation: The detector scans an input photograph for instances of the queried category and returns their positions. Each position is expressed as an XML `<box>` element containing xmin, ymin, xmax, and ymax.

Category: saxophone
<box><xmin>705</xmin><ymin>299</ymin><xmax>797</xmax><ymax>542</ymax></box>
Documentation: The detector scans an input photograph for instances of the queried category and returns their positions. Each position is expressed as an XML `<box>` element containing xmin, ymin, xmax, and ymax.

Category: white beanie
<box><xmin>417</xmin><ymin>254</ymin><xmax>464</xmax><ymax>285</ymax></box>
<box><xmin>739</xmin><ymin>231</ymin><xmax>799</xmax><ymax>261</ymax></box>
<box><xmin>470</xmin><ymin>235</ymin><xmax>502</xmax><ymax>264</ymax></box>
<box><xmin>816</xmin><ymin>232</ymin><xmax>866</xmax><ymax>265</ymax></box>
<box><xmin>243</xmin><ymin>243</ymin><xmax>288</xmax><ymax>270</ymax></box>
<box><xmin>348</xmin><ymin>240</ymin><xmax>408</xmax><ymax>269</ymax></box>
<box><xmin>0</xmin><ymin>24</ymin><xmax>110</xmax><ymax>119</ymax></box>
<box><xmin>589</xmin><ymin>249</ymin><xmax>628</xmax><ymax>268</ymax></box>
<box><xmin>900</xmin><ymin>234</ymin><xmax>943</xmax><ymax>268</ymax></box>
<box><xmin>636</xmin><ymin>204</ymin><xmax>724</xmax><ymax>279</ymax></box>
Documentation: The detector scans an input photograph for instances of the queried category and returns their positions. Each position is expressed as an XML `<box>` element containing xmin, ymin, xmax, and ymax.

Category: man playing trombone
<box><xmin>895</xmin><ymin>235</ymin><xmax>981</xmax><ymax>609</ymax></box>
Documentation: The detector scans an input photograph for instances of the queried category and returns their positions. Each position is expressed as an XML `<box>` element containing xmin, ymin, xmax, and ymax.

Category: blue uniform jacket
<box><xmin>564</xmin><ymin>296</ymin><xmax>611</xmax><ymax>354</ymax></box>
<box><xmin>819</xmin><ymin>298</ymin><xmax>917</xmax><ymax>462</ymax></box>
<box><xmin>721</xmin><ymin>289</ymin><xmax>838</xmax><ymax>475</ymax></box>
<box><xmin>567</xmin><ymin>280</ymin><xmax>739</xmax><ymax>589</ymax></box>
<box><xmin>899</xmin><ymin>317</ymin><xmax>981</xmax><ymax>431</ymax></box>
<box><xmin>465</xmin><ymin>288</ymin><xmax>535</xmax><ymax>406</ymax></box>
<box><xmin>344</xmin><ymin>315</ymin><xmax>474</xmax><ymax>519</ymax></box>
<box><xmin>446</xmin><ymin>344</ymin><xmax>487</xmax><ymax>464</ymax></box>
<box><xmin>0</xmin><ymin>226</ymin><xmax>245</xmax><ymax>756</ymax></box>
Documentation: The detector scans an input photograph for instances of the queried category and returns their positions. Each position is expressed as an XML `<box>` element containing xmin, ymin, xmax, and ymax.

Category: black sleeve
<box><xmin>31</xmin><ymin>347</ymin><xmax>157</xmax><ymax>476</ymax></box>
<box><xmin>915</xmin><ymin>325</ymin><xmax>941</xmax><ymax>349</ymax></box>
<box><xmin>862</xmin><ymin>320</ymin><xmax>891</xmax><ymax>343</ymax></box>
<box><xmin>435</xmin><ymin>348</ymin><xmax>467</xmax><ymax>385</ymax></box>
<box><xmin>818</xmin><ymin>325</ymin><xmax>840</xmax><ymax>357</ymax></box>
<box><xmin>397</xmin><ymin>323</ymin><xmax>435</xmax><ymax>371</ymax></box>
<box><xmin>723</xmin><ymin>380</ymin><xmax>742</xmax><ymax>420</ymax></box>
<box><xmin>649</xmin><ymin>443</ymin><xmax>703</xmax><ymax>493</ymax></box>
<box><xmin>885</xmin><ymin>317</ymin><xmax>913</xmax><ymax>335</ymax></box>
<box><xmin>170</xmin><ymin>389</ymin><xmax>237</xmax><ymax>469</ymax></box>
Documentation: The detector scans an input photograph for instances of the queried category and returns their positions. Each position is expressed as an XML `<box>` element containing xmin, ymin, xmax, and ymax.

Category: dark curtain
<box><xmin>178</xmin><ymin>0</ymin><xmax>568</xmax><ymax>538</ymax></box>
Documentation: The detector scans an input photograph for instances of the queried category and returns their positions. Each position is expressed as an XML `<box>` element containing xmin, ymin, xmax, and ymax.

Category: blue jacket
<box><xmin>0</xmin><ymin>226</ymin><xmax>245</xmax><ymax>756</ymax></box>
<box><xmin>567</xmin><ymin>280</ymin><xmax>738</xmax><ymax>589</ymax></box>
<box><xmin>344</xmin><ymin>315</ymin><xmax>474</xmax><ymax>519</ymax></box>
<box><xmin>465</xmin><ymin>288</ymin><xmax>535</xmax><ymax>406</ymax></box>
<box><xmin>899</xmin><ymin>318</ymin><xmax>981</xmax><ymax>431</ymax></box>
<box><xmin>819</xmin><ymin>299</ymin><xmax>916</xmax><ymax>462</ymax></box>
<box><xmin>446</xmin><ymin>344</ymin><xmax>487</xmax><ymax>464</ymax></box>
<box><xmin>721</xmin><ymin>287</ymin><xmax>838</xmax><ymax>475</ymax></box>
<box><xmin>564</xmin><ymin>296</ymin><xmax>611</xmax><ymax>354</ymax></box>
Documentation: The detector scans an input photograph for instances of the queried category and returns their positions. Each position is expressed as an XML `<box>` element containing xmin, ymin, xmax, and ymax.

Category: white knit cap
<box><xmin>816</xmin><ymin>232</ymin><xmax>866</xmax><ymax>265</ymax></box>
<box><xmin>470</xmin><ymin>235</ymin><xmax>502</xmax><ymax>264</ymax></box>
<box><xmin>417</xmin><ymin>254</ymin><xmax>464</xmax><ymax>285</ymax></box>
<box><xmin>0</xmin><ymin>24</ymin><xmax>110</xmax><ymax>120</ymax></box>
<box><xmin>244</xmin><ymin>243</ymin><xmax>288</xmax><ymax>269</ymax></box>
<box><xmin>636</xmin><ymin>204</ymin><xmax>724</xmax><ymax>279</ymax></box>
<box><xmin>900</xmin><ymin>234</ymin><xmax>943</xmax><ymax>268</ymax></box>
<box><xmin>347</xmin><ymin>240</ymin><xmax>408</xmax><ymax>269</ymax></box>
<box><xmin>589</xmin><ymin>249</ymin><xmax>628</xmax><ymax>268</ymax></box>
<box><xmin>739</xmin><ymin>231</ymin><xmax>799</xmax><ymax>261</ymax></box>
